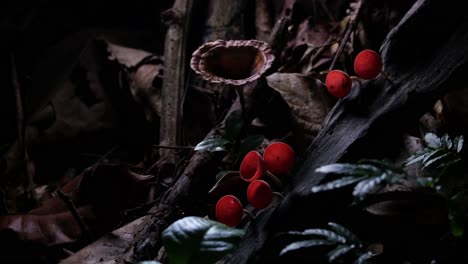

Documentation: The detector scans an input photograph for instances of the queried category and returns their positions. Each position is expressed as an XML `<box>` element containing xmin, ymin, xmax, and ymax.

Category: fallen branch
<box><xmin>159</xmin><ymin>0</ymin><xmax>195</xmax><ymax>160</ymax></box>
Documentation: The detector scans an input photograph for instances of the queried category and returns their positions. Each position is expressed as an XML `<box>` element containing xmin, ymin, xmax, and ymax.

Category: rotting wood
<box><xmin>159</xmin><ymin>0</ymin><xmax>195</xmax><ymax>160</ymax></box>
<box><xmin>223</xmin><ymin>0</ymin><xmax>468</xmax><ymax>263</ymax></box>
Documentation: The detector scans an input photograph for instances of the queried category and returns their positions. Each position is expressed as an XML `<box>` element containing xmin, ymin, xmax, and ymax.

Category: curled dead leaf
<box><xmin>105</xmin><ymin>41</ymin><xmax>164</xmax><ymax>121</ymax></box>
<box><xmin>266</xmin><ymin>73</ymin><xmax>334</xmax><ymax>136</ymax></box>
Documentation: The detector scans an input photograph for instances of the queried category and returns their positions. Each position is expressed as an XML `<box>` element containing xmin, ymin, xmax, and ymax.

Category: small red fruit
<box><xmin>354</xmin><ymin>49</ymin><xmax>382</xmax><ymax>80</ymax></box>
<box><xmin>263</xmin><ymin>142</ymin><xmax>295</xmax><ymax>175</ymax></box>
<box><xmin>247</xmin><ymin>180</ymin><xmax>273</xmax><ymax>209</ymax></box>
<box><xmin>240</xmin><ymin>151</ymin><xmax>264</xmax><ymax>182</ymax></box>
<box><xmin>325</xmin><ymin>70</ymin><xmax>352</xmax><ymax>98</ymax></box>
<box><xmin>216</xmin><ymin>195</ymin><xmax>243</xmax><ymax>227</ymax></box>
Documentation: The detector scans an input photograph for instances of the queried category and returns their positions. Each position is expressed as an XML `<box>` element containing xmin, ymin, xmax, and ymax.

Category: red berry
<box><xmin>354</xmin><ymin>49</ymin><xmax>382</xmax><ymax>80</ymax></box>
<box><xmin>240</xmin><ymin>151</ymin><xmax>264</xmax><ymax>182</ymax></box>
<box><xmin>325</xmin><ymin>70</ymin><xmax>352</xmax><ymax>98</ymax></box>
<box><xmin>263</xmin><ymin>142</ymin><xmax>295</xmax><ymax>175</ymax></box>
<box><xmin>215</xmin><ymin>195</ymin><xmax>243</xmax><ymax>227</ymax></box>
<box><xmin>247</xmin><ymin>180</ymin><xmax>273</xmax><ymax>209</ymax></box>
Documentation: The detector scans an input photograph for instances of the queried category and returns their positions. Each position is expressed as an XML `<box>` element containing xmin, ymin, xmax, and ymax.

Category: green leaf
<box><xmin>311</xmin><ymin>176</ymin><xmax>369</xmax><ymax>193</ymax></box>
<box><xmin>422</xmin><ymin>152</ymin><xmax>452</xmax><ymax>169</ymax></box>
<box><xmin>224</xmin><ymin>110</ymin><xmax>244</xmax><ymax>140</ymax></box>
<box><xmin>353</xmin><ymin>251</ymin><xmax>375</xmax><ymax>264</ymax></box>
<box><xmin>280</xmin><ymin>240</ymin><xmax>336</xmax><ymax>256</ymax></box>
<box><xmin>328</xmin><ymin>245</ymin><xmax>355</xmax><ymax>262</ymax></box>
<box><xmin>440</xmin><ymin>134</ymin><xmax>452</xmax><ymax>149</ymax></box>
<box><xmin>194</xmin><ymin>138</ymin><xmax>231</xmax><ymax>152</ymax></box>
<box><xmin>291</xmin><ymin>228</ymin><xmax>347</xmax><ymax>243</ymax></box>
<box><xmin>315</xmin><ymin>164</ymin><xmax>380</xmax><ymax>176</ymax></box>
<box><xmin>404</xmin><ymin>149</ymin><xmax>431</xmax><ymax>166</ymax></box>
<box><xmin>328</xmin><ymin>223</ymin><xmax>361</xmax><ymax>244</ymax></box>
<box><xmin>137</xmin><ymin>262</ymin><xmax>162</xmax><ymax>264</ymax></box>
<box><xmin>359</xmin><ymin>159</ymin><xmax>403</xmax><ymax>173</ymax></box>
<box><xmin>237</xmin><ymin>134</ymin><xmax>264</xmax><ymax>160</ymax></box>
<box><xmin>162</xmin><ymin>216</ymin><xmax>245</xmax><ymax>264</ymax></box>
<box><xmin>454</xmin><ymin>135</ymin><xmax>464</xmax><ymax>153</ymax></box>
<box><xmin>422</xmin><ymin>149</ymin><xmax>445</xmax><ymax>165</ymax></box>
<box><xmin>424</xmin><ymin>133</ymin><xmax>442</xmax><ymax>148</ymax></box>
<box><xmin>352</xmin><ymin>174</ymin><xmax>388</xmax><ymax>199</ymax></box>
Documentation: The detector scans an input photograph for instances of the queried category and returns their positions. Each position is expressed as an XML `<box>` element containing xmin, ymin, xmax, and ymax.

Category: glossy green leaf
<box><xmin>353</xmin><ymin>174</ymin><xmax>388</xmax><ymax>199</ymax></box>
<box><xmin>194</xmin><ymin>138</ymin><xmax>230</xmax><ymax>152</ymax></box>
<box><xmin>422</xmin><ymin>152</ymin><xmax>451</xmax><ymax>169</ymax></box>
<box><xmin>315</xmin><ymin>164</ymin><xmax>380</xmax><ymax>176</ymax></box>
<box><xmin>162</xmin><ymin>216</ymin><xmax>245</xmax><ymax>264</ymax></box>
<box><xmin>424</xmin><ymin>133</ymin><xmax>442</xmax><ymax>148</ymax></box>
<box><xmin>454</xmin><ymin>135</ymin><xmax>464</xmax><ymax>153</ymax></box>
<box><xmin>440</xmin><ymin>134</ymin><xmax>452</xmax><ymax>149</ymax></box>
<box><xmin>328</xmin><ymin>245</ymin><xmax>355</xmax><ymax>262</ymax></box>
<box><xmin>422</xmin><ymin>149</ymin><xmax>444</xmax><ymax>165</ymax></box>
<box><xmin>286</xmin><ymin>228</ymin><xmax>346</xmax><ymax>243</ymax></box>
<box><xmin>404</xmin><ymin>149</ymin><xmax>431</xmax><ymax>166</ymax></box>
<box><xmin>311</xmin><ymin>176</ymin><xmax>369</xmax><ymax>193</ymax></box>
<box><xmin>224</xmin><ymin>110</ymin><xmax>244</xmax><ymax>140</ymax></box>
<box><xmin>359</xmin><ymin>159</ymin><xmax>403</xmax><ymax>173</ymax></box>
<box><xmin>280</xmin><ymin>239</ymin><xmax>335</xmax><ymax>256</ymax></box>
<box><xmin>328</xmin><ymin>223</ymin><xmax>360</xmax><ymax>244</ymax></box>
<box><xmin>353</xmin><ymin>251</ymin><xmax>375</xmax><ymax>264</ymax></box>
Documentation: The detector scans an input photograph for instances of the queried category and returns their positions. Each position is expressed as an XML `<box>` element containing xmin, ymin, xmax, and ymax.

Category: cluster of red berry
<box><xmin>215</xmin><ymin>142</ymin><xmax>295</xmax><ymax>227</ymax></box>
<box><xmin>326</xmin><ymin>49</ymin><xmax>383</xmax><ymax>98</ymax></box>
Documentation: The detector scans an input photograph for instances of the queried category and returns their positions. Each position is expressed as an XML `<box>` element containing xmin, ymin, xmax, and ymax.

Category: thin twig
<box><xmin>329</xmin><ymin>1</ymin><xmax>364</xmax><ymax>71</ymax></box>
<box><xmin>10</xmin><ymin>53</ymin><xmax>34</xmax><ymax>203</ymax></box>
<box><xmin>307</xmin><ymin>40</ymin><xmax>339</xmax><ymax>49</ymax></box>
<box><xmin>152</xmin><ymin>145</ymin><xmax>194</xmax><ymax>150</ymax></box>
<box><xmin>57</xmin><ymin>189</ymin><xmax>93</xmax><ymax>240</ymax></box>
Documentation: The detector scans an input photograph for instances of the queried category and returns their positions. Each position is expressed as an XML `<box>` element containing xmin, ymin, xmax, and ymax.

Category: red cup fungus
<box><xmin>325</xmin><ymin>70</ymin><xmax>352</xmax><ymax>98</ymax></box>
<box><xmin>247</xmin><ymin>180</ymin><xmax>273</xmax><ymax>209</ymax></box>
<box><xmin>240</xmin><ymin>151</ymin><xmax>264</xmax><ymax>182</ymax></box>
<box><xmin>354</xmin><ymin>49</ymin><xmax>382</xmax><ymax>80</ymax></box>
<box><xmin>215</xmin><ymin>195</ymin><xmax>243</xmax><ymax>227</ymax></box>
<box><xmin>263</xmin><ymin>142</ymin><xmax>295</xmax><ymax>175</ymax></box>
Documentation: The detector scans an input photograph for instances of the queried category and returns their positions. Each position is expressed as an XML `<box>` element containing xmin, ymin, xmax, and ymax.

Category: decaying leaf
<box><xmin>105</xmin><ymin>41</ymin><xmax>164</xmax><ymax>121</ymax></box>
<box><xmin>0</xmin><ymin>164</ymin><xmax>153</xmax><ymax>254</ymax></box>
<box><xmin>266</xmin><ymin>73</ymin><xmax>334</xmax><ymax>136</ymax></box>
<box><xmin>279</xmin><ymin>0</ymin><xmax>351</xmax><ymax>74</ymax></box>
<box><xmin>61</xmin><ymin>216</ymin><xmax>148</xmax><ymax>264</ymax></box>
<box><xmin>106</xmin><ymin>41</ymin><xmax>155</xmax><ymax>69</ymax></box>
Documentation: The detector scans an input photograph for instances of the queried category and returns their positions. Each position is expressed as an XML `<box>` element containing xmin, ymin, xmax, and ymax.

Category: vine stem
<box><xmin>329</xmin><ymin>0</ymin><xmax>364</xmax><ymax>71</ymax></box>
<box><xmin>10</xmin><ymin>53</ymin><xmax>34</xmax><ymax>204</ymax></box>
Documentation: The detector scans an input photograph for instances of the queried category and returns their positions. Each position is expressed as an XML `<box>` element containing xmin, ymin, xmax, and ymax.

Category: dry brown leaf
<box><xmin>61</xmin><ymin>216</ymin><xmax>147</xmax><ymax>264</ymax></box>
<box><xmin>105</xmin><ymin>41</ymin><xmax>163</xmax><ymax>121</ymax></box>
<box><xmin>106</xmin><ymin>41</ymin><xmax>154</xmax><ymax>69</ymax></box>
<box><xmin>0</xmin><ymin>164</ymin><xmax>153</xmax><ymax>255</ymax></box>
<box><xmin>128</xmin><ymin>63</ymin><xmax>163</xmax><ymax>121</ymax></box>
<box><xmin>266</xmin><ymin>73</ymin><xmax>334</xmax><ymax>136</ymax></box>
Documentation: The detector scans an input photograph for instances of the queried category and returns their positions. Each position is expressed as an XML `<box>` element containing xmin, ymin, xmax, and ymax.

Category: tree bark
<box><xmin>159</xmin><ymin>0</ymin><xmax>194</xmax><ymax>159</ymax></box>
